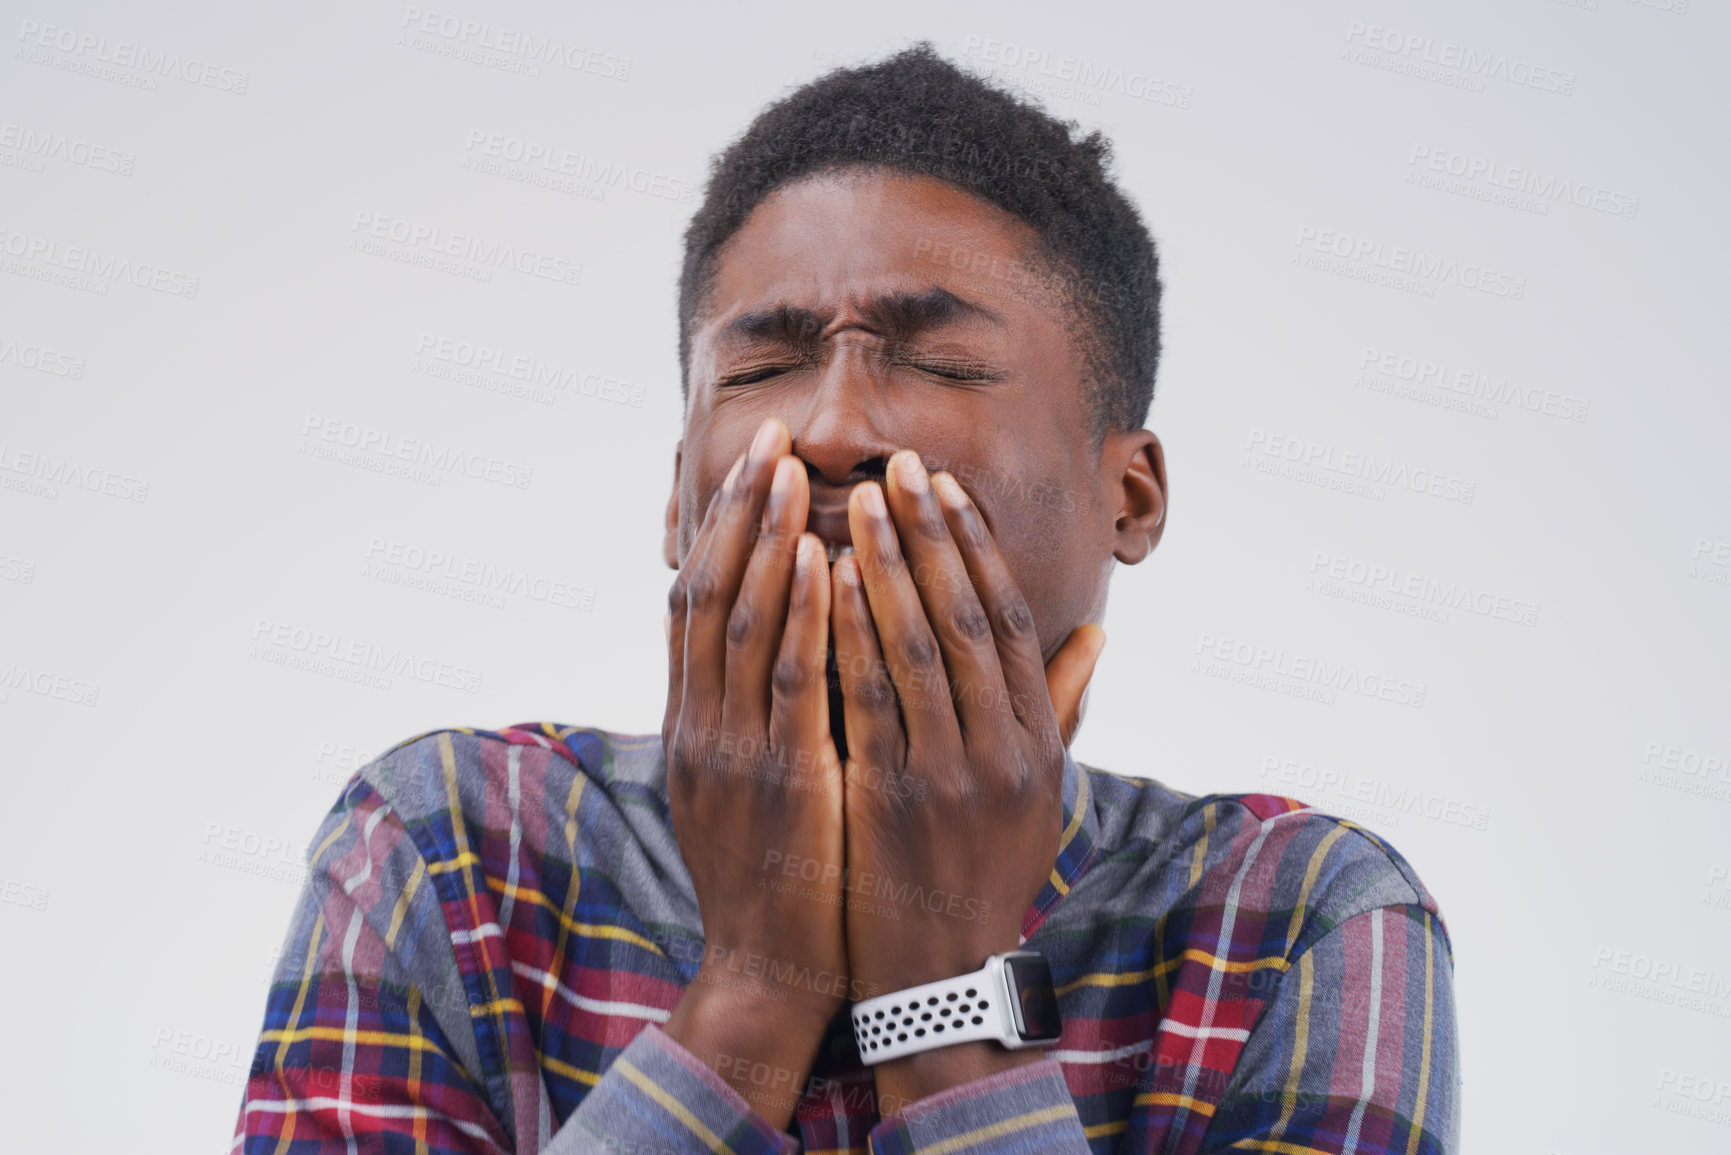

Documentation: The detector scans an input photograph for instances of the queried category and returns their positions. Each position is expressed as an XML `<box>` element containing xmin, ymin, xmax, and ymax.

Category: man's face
<box><xmin>667</xmin><ymin>166</ymin><xmax>1146</xmax><ymax>680</ymax></box>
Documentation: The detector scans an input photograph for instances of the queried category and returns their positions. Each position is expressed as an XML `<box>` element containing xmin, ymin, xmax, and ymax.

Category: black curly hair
<box><xmin>677</xmin><ymin>43</ymin><xmax>1163</xmax><ymax>442</ymax></box>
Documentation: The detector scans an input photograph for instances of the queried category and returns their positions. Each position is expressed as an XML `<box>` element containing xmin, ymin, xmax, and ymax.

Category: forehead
<box><xmin>696</xmin><ymin>168</ymin><xmax>1066</xmax><ymax>339</ymax></box>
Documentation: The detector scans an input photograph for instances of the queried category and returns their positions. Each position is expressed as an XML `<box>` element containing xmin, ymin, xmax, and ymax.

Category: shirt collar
<box><xmin>1020</xmin><ymin>745</ymin><xmax>1101</xmax><ymax>941</ymax></box>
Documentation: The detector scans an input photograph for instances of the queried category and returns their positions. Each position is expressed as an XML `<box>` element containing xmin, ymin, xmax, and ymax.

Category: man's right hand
<box><xmin>660</xmin><ymin>416</ymin><xmax>847</xmax><ymax>1128</ymax></box>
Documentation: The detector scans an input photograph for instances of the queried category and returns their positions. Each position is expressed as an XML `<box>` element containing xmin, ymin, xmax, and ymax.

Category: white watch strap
<box><xmin>851</xmin><ymin>958</ymin><xmax>1010</xmax><ymax>1064</ymax></box>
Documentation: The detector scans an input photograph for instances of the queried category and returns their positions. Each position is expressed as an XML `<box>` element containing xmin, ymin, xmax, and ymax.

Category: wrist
<box><xmin>874</xmin><ymin>1041</ymin><xmax>1043</xmax><ymax>1115</ymax></box>
<box><xmin>663</xmin><ymin>965</ymin><xmax>835</xmax><ymax>1129</ymax></box>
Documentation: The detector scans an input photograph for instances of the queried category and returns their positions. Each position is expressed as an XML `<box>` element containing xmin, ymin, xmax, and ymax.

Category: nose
<box><xmin>787</xmin><ymin>343</ymin><xmax>897</xmax><ymax>489</ymax></box>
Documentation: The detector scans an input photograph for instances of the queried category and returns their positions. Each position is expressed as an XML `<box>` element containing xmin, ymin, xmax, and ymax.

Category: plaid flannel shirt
<box><xmin>233</xmin><ymin>722</ymin><xmax>1459</xmax><ymax>1153</ymax></box>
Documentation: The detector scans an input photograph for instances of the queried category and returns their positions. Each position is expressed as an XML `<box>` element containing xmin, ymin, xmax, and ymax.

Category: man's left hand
<box><xmin>829</xmin><ymin>449</ymin><xmax>1106</xmax><ymax>1108</ymax></box>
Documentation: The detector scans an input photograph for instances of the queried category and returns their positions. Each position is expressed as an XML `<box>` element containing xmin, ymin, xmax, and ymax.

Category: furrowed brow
<box><xmin>860</xmin><ymin>287</ymin><xmax>1004</xmax><ymax>339</ymax></box>
<box><xmin>718</xmin><ymin>304</ymin><xmax>826</xmax><ymax>348</ymax></box>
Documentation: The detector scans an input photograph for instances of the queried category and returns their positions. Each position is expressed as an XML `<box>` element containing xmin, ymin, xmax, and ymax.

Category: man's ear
<box><xmin>1105</xmin><ymin>429</ymin><xmax>1167</xmax><ymax>565</ymax></box>
<box><xmin>662</xmin><ymin>440</ymin><xmax>683</xmax><ymax>571</ymax></box>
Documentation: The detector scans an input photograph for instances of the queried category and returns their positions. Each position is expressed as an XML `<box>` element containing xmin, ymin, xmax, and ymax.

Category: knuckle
<box><xmin>949</xmin><ymin>601</ymin><xmax>991</xmax><ymax>642</ymax></box>
<box><xmin>686</xmin><ymin>567</ymin><xmax>722</xmax><ymax>613</ymax></box>
<box><xmin>772</xmin><ymin>654</ymin><xmax>810</xmax><ymax>696</ymax></box>
<box><xmin>860</xmin><ymin>672</ymin><xmax>900</xmax><ymax>713</ymax></box>
<box><xmin>666</xmin><ymin>579</ymin><xmax>688</xmax><ymax>617</ymax></box>
<box><xmin>914</xmin><ymin>511</ymin><xmax>949</xmax><ymax>542</ymax></box>
<box><xmin>958</xmin><ymin>514</ymin><xmax>991</xmax><ymax>554</ymax></box>
<box><xmin>901</xmin><ymin>632</ymin><xmax>939</xmax><ymax>669</ymax></box>
<box><xmin>995</xmin><ymin>596</ymin><xmax>1035</xmax><ymax>640</ymax></box>
<box><xmin>866</xmin><ymin>736</ymin><xmax>902</xmax><ymax>774</ymax></box>
<box><xmin>725</xmin><ymin>602</ymin><xmax>756</xmax><ymax>648</ymax></box>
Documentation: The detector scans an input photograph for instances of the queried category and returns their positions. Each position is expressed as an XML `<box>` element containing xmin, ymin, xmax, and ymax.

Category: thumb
<box><xmin>1044</xmin><ymin>624</ymin><xmax>1106</xmax><ymax>748</ymax></box>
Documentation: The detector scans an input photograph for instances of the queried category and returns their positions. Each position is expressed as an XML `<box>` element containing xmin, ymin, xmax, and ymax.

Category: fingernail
<box><xmin>894</xmin><ymin>451</ymin><xmax>928</xmax><ymax>495</ymax></box>
<box><xmin>749</xmin><ymin>417</ymin><xmax>780</xmax><ymax>463</ymax></box>
<box><xmin>769</xmin><ymin>456</ymin><xmax>797</xmax><ymax>509</ymax></box>
<box><xmin>795</xmin><ymin>533</ymin><xmax>819</xmax><ymax>575</ymax></box>
<box><xmin>722</xmin><ymin>453</ymin><xmax>745</xmax><ymax>494</ymax></box>
<box><xmin>859</xmin><ymin>482</ymin><xmax>887</xmax><ymax>520</ymax></box>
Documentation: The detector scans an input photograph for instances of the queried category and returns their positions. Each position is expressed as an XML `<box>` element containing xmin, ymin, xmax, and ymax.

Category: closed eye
<box><xmin>718</xmin><ymin>365</ymin><xmax>794</xmax><ymax>387</ymax></box>
<box><xmin>904</xmin><ymin>360</ymin><xmax>1005</xmax><ymax>383</ymax></box>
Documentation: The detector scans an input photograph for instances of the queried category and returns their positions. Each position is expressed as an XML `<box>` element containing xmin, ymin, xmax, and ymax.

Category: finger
<box><xmin>663</xmin><ymin>453</ymin><xmax>735</xmax><ymax>750</ymax></box>
<box><xmin>681</xmin><ymin>417</ymin><xmax>791</xmax><ymax>740</ymax></box>
<box><xmin>721</xmin><ymin>455</ymin><xmax>809</xmax><ymax>749</ymax></box>
<box><xmin>768</xmin><ymin>533</ymin><xmax>837</xmax><ymax>794</ymax></box>
<box><xmin>830</xmin><ymin>550</ymin><xmax>907</xmax><ymax>788</ymax></box>
<box><xmin>1045</xmin><ymin>625</ymin><xmax>1106</xmax><ymax>747</ymax></box>
<box><xmin>883</xmin><ymin>450</ymin><xmax>1009</xmax><ymax>743</ymax></box>
<box><xmin>929</xmin><ymin>470</ymin><xmax>1050</xmax><ymax>735</ymax></box>
<box><xmin>847</xmin><ymin>479</ymin><xmax>961</xmax><ymax>757</ymax></box>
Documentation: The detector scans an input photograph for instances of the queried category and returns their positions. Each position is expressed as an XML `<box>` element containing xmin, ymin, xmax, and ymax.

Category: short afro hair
<box><xmin>677</xmin><ymin>43</ymin><xmax>1163</xmax><ymax>442</ymax></box>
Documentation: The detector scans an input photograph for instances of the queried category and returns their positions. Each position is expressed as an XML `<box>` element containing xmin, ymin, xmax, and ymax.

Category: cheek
<box><xmin>984</xmin><ymin>493</ymin><xmax>1107</xmax><ymax>642</ymax></box>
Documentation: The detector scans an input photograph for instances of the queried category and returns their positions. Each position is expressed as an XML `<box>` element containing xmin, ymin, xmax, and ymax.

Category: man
<box><xmin>234</xmin><ymin>45</ymin><xmax>1458</xmax><ymax>1154</ymax></box>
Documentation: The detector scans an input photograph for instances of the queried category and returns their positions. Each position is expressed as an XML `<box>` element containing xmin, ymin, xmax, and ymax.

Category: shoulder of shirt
<box><xmin>1081</xmin><ymin>767</ymin><xmax>1452</xmax><ymax>959</ymax></box>
<box><xmin>346</xmin><ymin>720</ymin><xmax>663</xmax><ymax>820</ymax></box>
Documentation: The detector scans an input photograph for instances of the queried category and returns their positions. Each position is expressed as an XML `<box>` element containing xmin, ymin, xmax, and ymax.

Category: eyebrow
<box><xmin>719</xmin><ymin>287</ymin><xmax>1004</xmax><ymax>347</ymax></box>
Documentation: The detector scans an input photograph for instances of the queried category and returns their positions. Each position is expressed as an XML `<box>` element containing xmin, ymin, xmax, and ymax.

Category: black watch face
<box><xmin>1004</xmin><ymin>954</ymin><xmax>1062</xmax><ymax>1043</ymax></box>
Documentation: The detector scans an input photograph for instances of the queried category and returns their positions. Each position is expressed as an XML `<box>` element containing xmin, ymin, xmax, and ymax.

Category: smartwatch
<box><xmin>850</xmin><ymin>950</ymin><xmax>1062</xmax><ymax>1064</ymax></box>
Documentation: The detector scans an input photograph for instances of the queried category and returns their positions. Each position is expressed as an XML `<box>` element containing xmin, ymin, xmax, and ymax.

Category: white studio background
<box><xmin>1</xmin><ymin>1</ymin><xmax>1726</xmax><ymax>1151</ymax></box>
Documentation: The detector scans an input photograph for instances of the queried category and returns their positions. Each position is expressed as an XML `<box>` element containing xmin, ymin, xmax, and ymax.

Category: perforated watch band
<box><xmin>850</xmin><ymin>955</ymin><xmax>1017</xmax><ymax>1064</ymax></box>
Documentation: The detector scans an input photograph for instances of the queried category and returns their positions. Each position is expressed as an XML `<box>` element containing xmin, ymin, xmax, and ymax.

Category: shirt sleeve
<box><xmin>548</xmin><ymin>1025</ymin><xmax>797</xmax><ymax>1155</ymax></box>
<box><xmin>231</xmin><ymin>776</ymin><xmax>518</xmax><ymax>1154</ymax></box>
<box><xmin>1199</xmin><ymin>903</ymin><xmax>1461</xmax><ymax>1155</ymax></box>
<box><xmin>865</xmin><ymin>1059</ymin><xmax>1090</xmax><ymax>1154</ymax></box>
<box><xmin>233</xmin><ymin>764</ymin><xmax>803</xmax><ymax>1155</ymax></box>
